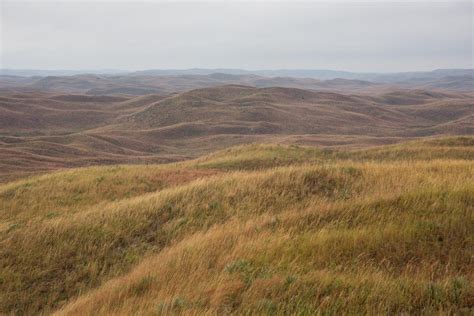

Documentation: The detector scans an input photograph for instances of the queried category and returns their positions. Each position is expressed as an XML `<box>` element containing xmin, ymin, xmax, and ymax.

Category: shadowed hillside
<box><xmin>0</xmin><ymin>137</ymin><xmax>472</xmax><ymax>314</ymax></box>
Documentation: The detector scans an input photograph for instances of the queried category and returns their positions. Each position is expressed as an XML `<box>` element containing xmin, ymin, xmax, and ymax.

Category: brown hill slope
<box><xmin>119</xmin><ymin>85</ymin><xmax>472</xmax><ymax>137</ymax></box>
<box><xmin>0</xmin><ymin>86</ymin><xmax>472</xmax><ymax>181</ymax></box>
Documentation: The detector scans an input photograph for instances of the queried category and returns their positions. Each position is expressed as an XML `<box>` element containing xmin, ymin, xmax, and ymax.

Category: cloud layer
<box><xmin>1</xmin><ymin>1</ymin><xmax>472</xmax><ymax>71</ymax></box>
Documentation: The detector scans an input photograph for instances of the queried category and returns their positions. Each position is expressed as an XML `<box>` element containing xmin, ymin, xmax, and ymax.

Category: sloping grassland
<box><xmin>0</xmin><ymin>137</ymin><xmax>472</xmax><ymax>314</ymax></box>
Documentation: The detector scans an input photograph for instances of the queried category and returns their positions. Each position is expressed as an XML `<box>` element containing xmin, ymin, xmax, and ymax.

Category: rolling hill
<box><xmin>0</xmin><ymin>85</ymin><xmax>472</xmax><ymax>182</ymax></box>
<box><xmin>3</xmin><ymin>67</ymin><xmax>472</xmax><ymax>82</ymax></box>
<box><xmin>0</xmin><ymin>137</ymin><xmax>472</xmax><ymax>314</ymax></box>
<box><xmin>0</xmin><ymin>71</ymin><xmax>472</xmax><ymax>314</ymax></box>
<box><xmin>1</xmin><ymin>69</ymin><xmax>473</xmax><ymax>96</ymax></box>
<box><xmin>0</xmin><ymin>73</ymin><xmax>382</xmax><ymax>95</ymax></box>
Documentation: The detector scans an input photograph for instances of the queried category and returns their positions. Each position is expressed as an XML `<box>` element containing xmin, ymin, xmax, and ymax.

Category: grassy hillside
<box><xmin>0</xmin><ymin>137</ymin><xmax>472</xmax><ymax>314</ymax></box>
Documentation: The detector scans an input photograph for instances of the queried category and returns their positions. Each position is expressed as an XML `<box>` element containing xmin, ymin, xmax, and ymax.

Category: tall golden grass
<box><xmin>0</xmin><ymin>137</ymin><xmax>472</xmax><ymax>314</ymax></box>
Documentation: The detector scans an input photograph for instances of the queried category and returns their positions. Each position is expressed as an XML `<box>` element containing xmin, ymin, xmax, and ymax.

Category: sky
<box><xmin>1</xmin><ymin>0</ymin><xmax>473</xmax><ymax>72</ymax></box>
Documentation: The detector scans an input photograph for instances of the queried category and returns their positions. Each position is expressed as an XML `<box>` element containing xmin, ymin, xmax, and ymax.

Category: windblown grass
<box><xmin>0</xmin><ymin>136</ymin><xmax>472</xmax><ymax>314</ymax></box>
<box><xmin>0</xmin><ymin>165</ymin><xmax>219</xmax><ymax>223</ymax></box>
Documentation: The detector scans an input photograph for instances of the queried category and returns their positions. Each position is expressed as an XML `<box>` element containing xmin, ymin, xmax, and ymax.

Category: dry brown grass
<box><xmin>0</xmin><ymin>137</ymin><xmax>472</xmax><ymax>314</ymax></box>
<box><xmin>0</xmin><ymin>165</ymin><xmax>220</xmax><ymax>223</ymax></box>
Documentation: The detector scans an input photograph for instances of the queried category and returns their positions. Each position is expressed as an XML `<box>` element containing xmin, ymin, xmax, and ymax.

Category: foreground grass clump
<box><xmin>0</xmin><ymin>136</ymin><xmax>472</xmax><ymax>315</ymax></box>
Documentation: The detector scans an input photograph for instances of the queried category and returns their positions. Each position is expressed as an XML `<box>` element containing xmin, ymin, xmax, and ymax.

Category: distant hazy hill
<box><xmin>0</xmin><ymin>69</ymin><xmax>125</xmax><ymax>76</ymax></box>
<box><xmin>0</xmin><ymin>73</ymin><xmax>380</xmax><ymax>95</ymax></box>
<box><xmin>1</xmin><ymin>69</ymin><xmax>473</xmax><ymax>95</ymax></box>
<box><xmin>2</xmin><ymin>67</ymin><xmax>472</xmax><ymax>83</ymax></box>
<box><xmin>131</xmin><ymin>68</ymin><xmax>474</xmax><ymax>82</ymax></box>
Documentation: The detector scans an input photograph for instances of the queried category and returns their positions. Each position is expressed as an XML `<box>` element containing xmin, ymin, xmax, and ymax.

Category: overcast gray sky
<box><xmin>1</xmin><ymin>0</ymin><xmax>472</xmax><ymax>72</ymax></box>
